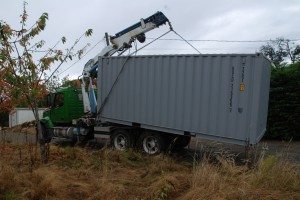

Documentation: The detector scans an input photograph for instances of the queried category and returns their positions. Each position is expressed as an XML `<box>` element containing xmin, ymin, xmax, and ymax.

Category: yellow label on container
<box><xmin>240</xmin><ymin>83</ymin><xmax>245</xmax><ymax>91</ymax></box>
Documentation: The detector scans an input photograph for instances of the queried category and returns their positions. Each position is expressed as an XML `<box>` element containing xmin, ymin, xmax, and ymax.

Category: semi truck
<box><xmin>41</xmin><ymin>12</ymin><xmax>272</xmax><ymax>154</ymax></box>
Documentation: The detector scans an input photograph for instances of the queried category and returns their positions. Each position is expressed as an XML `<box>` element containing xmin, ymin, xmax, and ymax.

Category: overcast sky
<box><xmin>1</xmin><ymin>0</ymin><xmax>300</xmax><ymax>79</ymax></box>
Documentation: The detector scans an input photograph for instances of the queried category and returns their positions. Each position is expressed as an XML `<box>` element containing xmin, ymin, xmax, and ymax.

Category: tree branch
<box><xmin>44</xmin><ymin>32</ymin><xmax>86</xmax><ymax>83</ymax></box>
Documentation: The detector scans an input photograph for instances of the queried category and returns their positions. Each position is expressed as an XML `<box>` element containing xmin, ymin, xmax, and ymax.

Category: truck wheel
<box><xmin>173</xmin><ymin>135</ymin><xmax>191</xmax><ymax>150</ymax></box>
<box><xmin>111</xmin><ymin>129</ymin><xmax>133</xmax><ymax>151</ymax></box>
<box><xmin>139</xmin><ymin>132</ymin><xmax>165</xmax><ymax>155</ymax></box>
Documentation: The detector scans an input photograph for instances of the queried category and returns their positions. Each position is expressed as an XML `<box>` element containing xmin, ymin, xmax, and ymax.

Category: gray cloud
<box><xmin>1</xmin><ymin>0</ymin><xmax>299</xmax><ymax>78</ymax></box>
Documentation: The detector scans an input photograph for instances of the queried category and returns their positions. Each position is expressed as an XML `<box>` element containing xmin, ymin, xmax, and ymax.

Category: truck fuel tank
<box><xmin>53</xmin><ymin>126</ymin><xmax>89</xmax><ymax>139</ymax></box>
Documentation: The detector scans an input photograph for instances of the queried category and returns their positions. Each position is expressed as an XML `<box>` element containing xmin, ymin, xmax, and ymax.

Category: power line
<box><xmin>148</xmin><ymin>38</ymin><xmax>300</xmax><ymax>43</ymax></box>
<box><xmin>57</xmin><ymin>36</ymin><xmax>300</xmax><ymax>76</ymax></box>
<box><xmin>140</xmin><ymin>47</ymin><xmax>259</xmax><ymax>50</ymax></box>
<box><xmin>58</xmin><ymin>39</ymin><xmax>104</xmax><ymax>76</ymax></box>
<box><xmin>45</xmin><ymin>33</ymin><xmax>88</xmax><ymax>83</ymax></box>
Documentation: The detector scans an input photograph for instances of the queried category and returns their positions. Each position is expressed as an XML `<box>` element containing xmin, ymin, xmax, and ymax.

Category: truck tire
<box><xmin>164</xmin><ymin>135</ymin><xmax>191</xmax><ymax>152</ymax></box>
<box><xmin>111</xmin><ymin>129</ymin><xmax>133</xmax><ymax>151</ymax></box>
<box><xmin>173</xmin><ymin>135</ymin><xmax>191</xmax><ymax>150</ymax></box>
<box><xmin>138</xmin><ymin>132</ymin><xmax>165</xmax><ymax>155</ymax></box>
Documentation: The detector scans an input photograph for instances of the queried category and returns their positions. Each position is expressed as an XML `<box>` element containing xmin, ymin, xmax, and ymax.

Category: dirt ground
<box><xmin>1</xmin><ymin>130</ymin><xmax>300</xmax><ymax>165</ymax></box>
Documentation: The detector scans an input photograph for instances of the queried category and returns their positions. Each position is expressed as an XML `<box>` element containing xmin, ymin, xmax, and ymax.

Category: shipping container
<box><xmin>97</xmin><ymin>54</ymin><xmax>271</xmax><ymax>146</ymax></box>
<box><xmin>9</xmin><ymin>108</ymin><xmax>46</xmax><ymax>127</ymax></box>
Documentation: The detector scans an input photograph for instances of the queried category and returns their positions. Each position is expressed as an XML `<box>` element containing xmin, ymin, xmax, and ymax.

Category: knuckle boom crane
<box><xmin>42</xmin><ymin>12</ymin><xmax>172</xmax><ymax>147</ymax></box>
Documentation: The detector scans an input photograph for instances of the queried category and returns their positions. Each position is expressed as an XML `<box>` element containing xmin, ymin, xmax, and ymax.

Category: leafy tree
<box><xmin>61</xmin><ymin>75</ymin><xmax>81</xmax><ymax>88</ymax></box>
<box><xmin>0</xmin><ymin>79</ymin><xmax>13</xmax><ymax>111</ymax></box>
<box><xmin>0</xmin><ymin>2</ymin><xmax>92</xmax><ymax>162</ymax></box>
<box><xmin>0</xmin><ymin>79</ymin><xmax>13</xmax><ymax>127</ymax></box>
<box><xmin>45</xmin><ymin>74</ymin><xmax>63</xmax><ymax>92</ymax></box>
<box><xmin>260</xmin><ymin>37</ymin><xmax>300</xmax><ymax>67</ymax></box>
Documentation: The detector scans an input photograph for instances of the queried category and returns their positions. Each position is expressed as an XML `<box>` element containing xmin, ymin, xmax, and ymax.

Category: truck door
<box><xmin>50</xmin><ymin>92</ymin><xmax>66</xmax><ymax>124</ymax></box>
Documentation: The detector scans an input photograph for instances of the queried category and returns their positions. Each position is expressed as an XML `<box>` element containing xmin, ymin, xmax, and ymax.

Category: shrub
<box><xmin>266</xmin><ymin>62</ymin><xmax>300</xmax><ymax>140</ymax></box>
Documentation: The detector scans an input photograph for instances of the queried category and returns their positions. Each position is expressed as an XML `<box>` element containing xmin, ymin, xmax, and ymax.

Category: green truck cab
<box><xmin>41</xmin><ymin>87</ymin><xmax>93</xmax><ymax>143</ymax></box>
<box><xmin>43</xmin><ymin>87</ymin><xmax>84</xmax><ymax>126</ymax></box>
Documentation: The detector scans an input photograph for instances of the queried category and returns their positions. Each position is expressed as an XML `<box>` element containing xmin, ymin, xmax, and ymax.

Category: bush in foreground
<box><xmin>266</xmin><ymin>62</ymin><xmax>300</xmax><ymax>140</ymax></box>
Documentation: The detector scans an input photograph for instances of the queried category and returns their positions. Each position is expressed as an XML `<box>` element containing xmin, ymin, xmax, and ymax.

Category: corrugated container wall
<box><xmin>9</xmin><ymin>108</ymin><xmax>46</xmax><ymax>127</ymax></box>
<box><xmin>97</xmin><ymin>54</ymin><xmax>271</xmax><ymax>146</ymax></box>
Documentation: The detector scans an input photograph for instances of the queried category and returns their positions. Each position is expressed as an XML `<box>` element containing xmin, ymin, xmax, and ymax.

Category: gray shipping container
<box><xmin>97</xmin><ymin>54</ymin><xmax>271</xmax><ymax>146</ymax></box>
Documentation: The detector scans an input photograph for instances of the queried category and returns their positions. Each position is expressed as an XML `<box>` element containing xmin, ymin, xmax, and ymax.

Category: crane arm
<box><xmin>81</xmin><ymin>11</ymin><xmax>171</xmax><ymax>114</ymax></box>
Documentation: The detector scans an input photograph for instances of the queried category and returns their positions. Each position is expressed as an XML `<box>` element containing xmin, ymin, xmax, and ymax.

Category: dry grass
<box><xmin>5</xmin><ymin>121</ymin><xmax>36</xmax><ymax>135</ymax></box>
<box><xmin>180</xmin><ymin>154</ymin><xmax>300</xmax><ymax>200</ymax></box>
<box><xmin>0</xmin><ymin>142</ymin><xmax>299</xmax><ymax>200</ymax></box>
